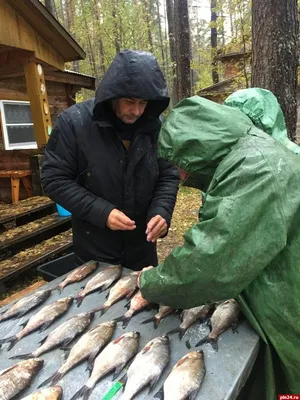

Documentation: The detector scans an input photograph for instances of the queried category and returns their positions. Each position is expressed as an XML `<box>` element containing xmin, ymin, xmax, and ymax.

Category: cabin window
<box><xmin>0</xmin><ymin>101</ymin><xmax>37</xmax><ymax>150</ymax></box>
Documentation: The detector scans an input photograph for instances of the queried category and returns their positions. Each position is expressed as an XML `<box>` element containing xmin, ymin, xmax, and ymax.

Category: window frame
<box><xmin>0</xmin><ymin>100</ymin><xmax>37</xmax><ymax>150</ymax></box>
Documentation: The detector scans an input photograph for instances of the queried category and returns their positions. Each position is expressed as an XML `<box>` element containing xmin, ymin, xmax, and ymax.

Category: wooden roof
<box><xmin>1</xmin><ymin>0</ymin><xmax>85</xmax><ymax>64</ymax></box>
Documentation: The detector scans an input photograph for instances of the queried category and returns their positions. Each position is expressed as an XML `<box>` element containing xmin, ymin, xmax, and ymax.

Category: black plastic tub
<box><xmin>37</xmin><ymin>252</ymin><xmax>76</xmax><ymax>281</ymax></box>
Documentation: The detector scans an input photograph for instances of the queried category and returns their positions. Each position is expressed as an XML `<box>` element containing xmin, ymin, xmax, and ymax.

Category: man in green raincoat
<box><xmin>139</xmin><ymin>88</ymin><xmax>300</xmax><ymax>399</ymax></box>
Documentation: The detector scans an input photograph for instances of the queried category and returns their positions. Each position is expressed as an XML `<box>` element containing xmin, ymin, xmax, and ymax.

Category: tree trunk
<box><xmin>93</xmin><ymin>0</ymin><xmax>106</xmax><ymax>77</ymax></box>
<box><xmin>45</xmin><ymin>0</ymin><xmax>57</xmax><ymax>18</ymax></box>
<box><xmin>112</xmin><ymin>0</ymin><xmax>121</xmax><ymax>54</ymax></box>
<box><xmin>59</xmin><ymin>0</ymin><xmax>67</xmax><ymax>28</ymax></box>
<box><xmin>144</xmin><ymin>0</ymin><xmax>153</xmax><ymax>52</ymax></box>
<box><xmin>156</xmin><ymin>0</ymin><xmax>166</xmax><ymax>74</ymax></box>
<box><xmin>174</xmin><ymin>0</ymin><xmax>191</xmax><ymax>100</ymax></box>
<box><xmin>252</xmin><ymin>0</ymin><xmax>298</xmax><ymax>140</ymax></box>
<box><xmin>211</xmin><ymin>0</ymin><xmax>219</xmax><ymax>84</ymax></box>
<box><xmin>166</xmin><ymin>0</ymin><xmax>178</xmax><ymax>105</ymax></box>
<box><xmin>80</xmin><ymin>0</ymin><xmax>97</xmax><ymax>76</ymax></box>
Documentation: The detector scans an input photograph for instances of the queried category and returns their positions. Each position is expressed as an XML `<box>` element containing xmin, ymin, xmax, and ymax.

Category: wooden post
<box><xmin>24</xmin><ymin>61</ymin><xmax>52</xmax><ymax>148</ymax></box>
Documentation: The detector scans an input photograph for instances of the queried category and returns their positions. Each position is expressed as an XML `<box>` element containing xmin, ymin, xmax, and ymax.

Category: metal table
<box><xmin>0</xmin><ymin>265</ymin><xmax>260</xmax><ymax>400</ymax></box>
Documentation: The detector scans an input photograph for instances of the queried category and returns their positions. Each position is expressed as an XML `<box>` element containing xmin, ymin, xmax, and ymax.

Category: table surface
<box><xmin>0</xmin><ymin>265</ymin><xmax>260</xmax><ymax>400</ymax></box>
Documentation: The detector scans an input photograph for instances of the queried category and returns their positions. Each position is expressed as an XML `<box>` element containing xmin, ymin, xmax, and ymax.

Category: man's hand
<box><xmin>137</xmin><ymin>266</ymin><xmax>154</xmax><ymax>288</ymax></box>
<box><xmin>106</xmin><ymin>209</ymin><xmax>136</xmax><ymax>231</ymax></box>
<box><xmin>146</xmin><ymin>215</ymin><xmax>167</xmax><ymax>242</ymax></box>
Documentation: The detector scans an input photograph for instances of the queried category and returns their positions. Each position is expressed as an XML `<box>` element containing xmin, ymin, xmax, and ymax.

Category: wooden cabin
<box><xmin>0</xmin><ymin>0</ymin><xmax>95</xmax><ymax>203</ymax></box>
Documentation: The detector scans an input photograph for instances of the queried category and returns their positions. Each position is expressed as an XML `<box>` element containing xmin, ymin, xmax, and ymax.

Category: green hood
<box><xmin>224</xmin><ymin>88</ymin><xmax>300</xmax><ymax>154</ymax></box>
<box><xmin>158</xmin><ymin>96</ymin><xmax>254</xmax><ymax>189</ymax></box>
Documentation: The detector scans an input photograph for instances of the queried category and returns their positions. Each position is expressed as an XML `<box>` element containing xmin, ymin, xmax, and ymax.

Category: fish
<box><xmin>70</xmin><ymin>331</ymin><xmax>140</xmax><ymax>400</ymax></box>
<box><xmin>0</xmin><ymin>289</ymin><xmax>51</xmax><ymax>323</ymax></box>
<box><xmin>195</xmin><ymin>299</ymin><xmax>240</xmax><ymax>351</ymax></box>
<box><xmin>55</xmin><ymin>261</ymin><xmax>98</xmax><ymax>293</ymax></box>
<box><xmin>0</xmin><ymin>297</ymin><xmax>73</xmax><ymax>351</ymax></box>
<box><xmin>167</xmin><ymin>304</ymin><xmax>215</xmax><ymax>340</ymax></box>
<box><xmin>21</xmin><ymin>386</ymin><xmax>63</xmax><ymax>400</ymax></box>
<box><xmin>38</xmin><ymin>320</ymin><xmax>116</xmax><ymax>388</ymax></box>
<box><xmin>10</xmin><ymin>311</ymin><xmax>94</xmax><ymax>360</ymax></box>
<box><xmin>154</xmin><ymin>350</ymin><xmax>206</xmax><ymax>400</ymax></box>
<box><xmin>114</xmin><ymin>290</ymin><xmax>152</xmax><ymax>329</ymax></box>
<box><xmin>0</xmin><ymin>358</ymin><xmax>44</xmax><ymax>400</ymax></box>
<box><xmin>141</xmin><ymin>305</ymin><xmax>174</xmax><ymax>329</ymax></box>
<box><xmin>94</xmin><ymin>272</ymin><xmax>138</xmax><ymax>316</ymax></box>
<box><xmin>118</xmin><ymin>336</ymin><xmax>170</xmax><ymax>400</ymax></box>
<box><xmin>74</xmin><ymin>264</ymin><xmax>122</xmax><ymax>307</ymax></box>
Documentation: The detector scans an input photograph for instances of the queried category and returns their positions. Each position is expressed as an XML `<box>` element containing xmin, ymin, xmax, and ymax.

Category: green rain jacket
<box><xmin>140</xmin><ymin>95</ymin><xmax>300</xmax><ymax>399</ymax></box>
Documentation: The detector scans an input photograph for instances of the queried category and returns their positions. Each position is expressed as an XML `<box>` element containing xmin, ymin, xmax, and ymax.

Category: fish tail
<box><xmin>154</xmin><ymin>386</ymin><xmax>164</xmax><ymax>400</ymax></box>
<box><xmin>195</xmin><ymin>334</ymin><xmax>218</xmax><ymax>351</ymax></box>
<box><xmin>93</xmin><ymin>305</ymin><xmax>108</xmax><ymax>317</ymax></box>
<box><xmin>70</xmin><ymin>386</ymin><xmax>92</xmax><ymax>400</ymax></box>
<box><xmin>114</xmin><ymin>315</ymin><xmax>131</xmax><ymax>329</ymax></box>
<box><xmin>0</xmin><ymin>335</ymin><xmax>19</xmax><ymax>351</ymax></box>
<box><xmin>37</xmin><ymin>371</ymin><xmax>62</xmax><ymax>388</ymax></box>
<box><xmin>75</xmin><ymin>295</ymin><xmax>84</xmax><ymax>307</ymax></box>
<box><xmin>140</xmin><ymin>316</ymin><xmax>158</xmax><ymax>328</ymax></box>
<box><xmin>55</xmin><ymin>285</ymin><xmax>63</xmax><ymax>294</ymax></box>
<box><xmin>9</xmin><ymin>352</ymin><xmax>32</xmax><ymax>360</ymax></box>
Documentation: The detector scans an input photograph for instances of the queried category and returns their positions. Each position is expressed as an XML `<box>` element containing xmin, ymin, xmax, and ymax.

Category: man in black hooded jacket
<box><xmin>41</xmin><ymin>49</ymin><xmax>179</xmax><ymax>271</ymax></box>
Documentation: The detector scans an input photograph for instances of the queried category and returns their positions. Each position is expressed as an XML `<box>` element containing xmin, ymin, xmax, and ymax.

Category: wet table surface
<box><xmin>0</xmin><ymin>264</ymin><xmax>260</xmax><ymax>400</ymax></box>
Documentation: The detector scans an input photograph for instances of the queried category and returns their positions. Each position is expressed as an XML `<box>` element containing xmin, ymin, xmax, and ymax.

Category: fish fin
<box><xmin>55</xmin><ymin>286</ymin><xmax>63</xmax><ymax>294</ymax></box>
<box><xmin>93</xmin><ymin>305</ymin><xmax>108</xmax><ymax>317</ymax></box>
<box><xmin>75</xmin><ymin>295</ymin><xmax>84</xmax><ymax>307</ymax></box>
<box><xmin>188</xmin><ymin>390</ymin><xmax>199</xmax><ymax>400</ymax></box>
<box><xmin>195</xmin><ymin>335</ymin><xmax>209</xmax><ymax>347</ymax></box>
<box><xmin>70</xmin><ymin>386</ymin><xmax>92</xmax><ymax>400</ymax></box>
<box><xmin>61</xmin><ymin>337</ymin><xmax>74</xmax><ymax>349</ymax></box>
<box><xmin>105</xmin><ymin>290</ymin><xmax>110</xmax><ymax>299</ymax></box>
<box><xmin>185</xmin><ymin>339</ymin><xmax>192</xmax><ymax>349</ymax></box>
<box><xmin>112</xmin><ymin>362</ymin><xmax>128</xmax><ymax>381</ymax></box>
<box><xmin>20</xmin><ymin>318</ymin><xmax>29</xmax><ymax>328</ymax></box>
<box><xmin>9</xmin><ymin>352</ymin><xmax>32</xmax><ymax>360</ymax></box>
<box><xmin>126</xmin><ymin>287</ymin><xmax>138</xmax><ymax>300</ymax></box>
<box><xmin>141</xmin><ymin>316</ymin><xmax>156</xmax><ymax>326</ymax></box>
<box><xmin>148</xmin><ymin>374</ymin><xmax>161</xmax><ymax>393</ymax></box>
<box><xmin>114</xmin><ymin>315</ymin><xmax>131</xmax><ymax>329</ymax></box>
<box><xmin>86</xmin><ymin>350</ymin><xmax>100</xmax><ymax>375</ymax></box>
<box><xmin>154</xmin><ymin>386</ymin><xmax>164</xmax><ymax>400</ymax></box>
<box><xmin>60</xmin><ymin>346</ymin><xmax>71</xmax><ymax>360</ymax></box>
<box><xmin>39</xmin><ymin>336</ymin><xmax>48</xmax><ymax>345</ymax></box>
<box><xmin>37</xmin><ymin>371</ymin><xmax>62</xmax><ymax>388</ymax></box>
<box><xmin>1</xmin><ymin>336</ymin><xmax>19</xmax><ymax>351</ymax></box>
<box><xmin>39</xmin><ymin>320</ymin><xmax>54</xmax><ymax>332</ymax></box>
<box><xmin>166</xmin><ymin>326</ymin><xmax>183</xmax><ymax>337</ymax></box>
<box><xmin>178</xmin><ymin>328</ymin><xmax>187</xmax><ymax>340</ymax></box>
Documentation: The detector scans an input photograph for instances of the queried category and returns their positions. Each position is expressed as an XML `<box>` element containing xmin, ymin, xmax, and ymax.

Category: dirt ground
<box><xmin>0</xmin><ymin>186</ymin><xmax>201</xmax><ymax>307</ymax></box>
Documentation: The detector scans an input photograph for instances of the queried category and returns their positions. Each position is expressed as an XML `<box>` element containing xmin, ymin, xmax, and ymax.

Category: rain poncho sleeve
<box><xmin>140</xmin><ymin>130</ymin><xmax>287</xmax><ymax>309</ymax></box>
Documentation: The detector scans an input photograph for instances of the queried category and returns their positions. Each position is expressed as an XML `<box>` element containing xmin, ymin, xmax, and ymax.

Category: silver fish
<box><xmin>119</xmin><ymin>336</ymin><xmax>170</xmax><ymax>400</ymax></box>
<box><xmin>0</xmin><ymin>358</ymin><xmax>44</xmax><ymax>400</ymax></box>
<box><xmin>38</xmin><ymin>320</ymin><xmax>116</xmax><ymax>388</ymax></box>
<box><xmin>55</xmin><ymin>261</ymin><xmax>98</xmax><ymax>293</ymax></box>
<box><xmin>155</xmin><ymin>350</ymin><xmax>206</xmax><ymax>400</ymax></box>
<box><xmin>0</xmin><ymin>289</ymin><xmax>51</xmax><ymax>323</ymax></box>
<box><xmin>167</xmin><ymin>304</ymin><xmax>215</xmax><ymax>339</ymax></box>
<box><xmin>75</xmin><ymin>265</ymin><xmax>122</xmax><ymax>307</ymax></box>
<box><xmin>141</xmin><ymin>305</ymin><xmax>174</xmax><ymax>329</ymax></box>
<box><xmin>21</xmin><ymin>386</ymin><xmax>63</xmax><ymax>400</ymax></box>
<box><xmin>115</xmin><ymin>290</ymin><xmax>152</xmax><ymax>329</ymax></box>
<box><xmin>0</xmin><ymin>297</ymin><xmax>73</xmax><ymax>351</ymax></box>
<box><xmin>95</xmin><ymin>272</ymin><xmax>138</xmax><ymax>316</ymax></box>
<box><xmin>70</xmin><ymin>331</ymin><xmax>140</xmax><ymax>400</ymax></box>
<box><xmin>195</xmin><ymin>299</ymin><xmax>240</xmax><ymax>351</ymax></box>
<box><xmin>10</xmin><ymin>312</ymin><xmax>94</xmax><ymax>360</ymax></box>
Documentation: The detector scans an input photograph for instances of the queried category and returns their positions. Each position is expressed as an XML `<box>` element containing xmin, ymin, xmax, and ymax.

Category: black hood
<box><xmin>94</xmin><ymin>49</ymin><xmax>169</xmax><ymax>119</ymax></box>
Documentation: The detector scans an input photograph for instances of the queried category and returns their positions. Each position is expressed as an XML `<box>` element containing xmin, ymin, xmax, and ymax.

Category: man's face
<box><xmin>112</xmin><ymin>98</ymin><xmax>148</xmax><ymax>124</ymax></box>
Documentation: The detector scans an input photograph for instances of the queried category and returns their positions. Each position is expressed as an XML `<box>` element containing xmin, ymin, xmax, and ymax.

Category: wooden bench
<box><xmin>0</xmin><ymin>169</ymin><xmax>33</xmax><ymax>204</ymax></box>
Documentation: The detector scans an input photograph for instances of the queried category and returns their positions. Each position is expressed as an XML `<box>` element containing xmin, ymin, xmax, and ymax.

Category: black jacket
<box><xmin>41</xmin><ymin>50</ymin><xmax>179</xmax><ymax>270</ymax></box>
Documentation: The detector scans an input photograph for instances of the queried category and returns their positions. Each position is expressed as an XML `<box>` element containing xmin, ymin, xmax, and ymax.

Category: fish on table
<box><xmin>38</xmin><ymin>320</ymin><xmax>116</xmax><ymax>388</ymax></box>
<box><xmin>195</xmin><ymin>299</ymin><xmax>240</xmax><ymax>351</ymax></box>
<box><xmin>20</xmin><ymin>386</ymin><xmax>63</xmax><ymax>400</ymax></box>
<box><xmin>0</xmin><ymin>358</ymin><xmax>44</xmax><ymax>400</ymax></box>
<box><xmin>118</xmin><ymin>335</ymin><xmax>170</xmax><ymax>400</ymax></box>
<box><xmin>114</xmin><ymin>290</ymin><xmax>152</xmax><ymax>329</ymax></box>
<box><xmin>167</xmin><ymin>304</ymin><xmax>215</xmax><ymax>340</ymax></box>
<box><xmin>70</xmin><ymin>331</ymin><xmax>140</xmax><ymax>400</ymax></box>
<box><xmin>141</xmin><ymin>305</ymin><xmax>174</xmax><ymax>329</ymax></box>
<box><xmin>0</xmin><ymin>289</ymin><xmax>51</xmax><ymax>323</ymax></box>
<box><xmin>155</xmin><ymin>350</ymin><xmax>206</xmax><ymax>400</ymax></box>
<box><xmin>10</xmin><ymin>311</ymin><xmax>94</xmax><ymax>360</ymax></box>
<box><xmin>0</xmin><ymin>297</ymin><xmax>73</xmax><ymax>351</ymax></box>
<box><xmin>94</xmin><ymin>272</ymin><xmax>138</xmax><ymax>316</ymax></box>
<box><xmin>74</xmin><ymin>265</ymin><xmax>122</xmax><ymax>307</ymax></box>
<box><xmin>55</xmin><ymin>261</ymin><xmax>98</xmax><ymax>293</ymax></box>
